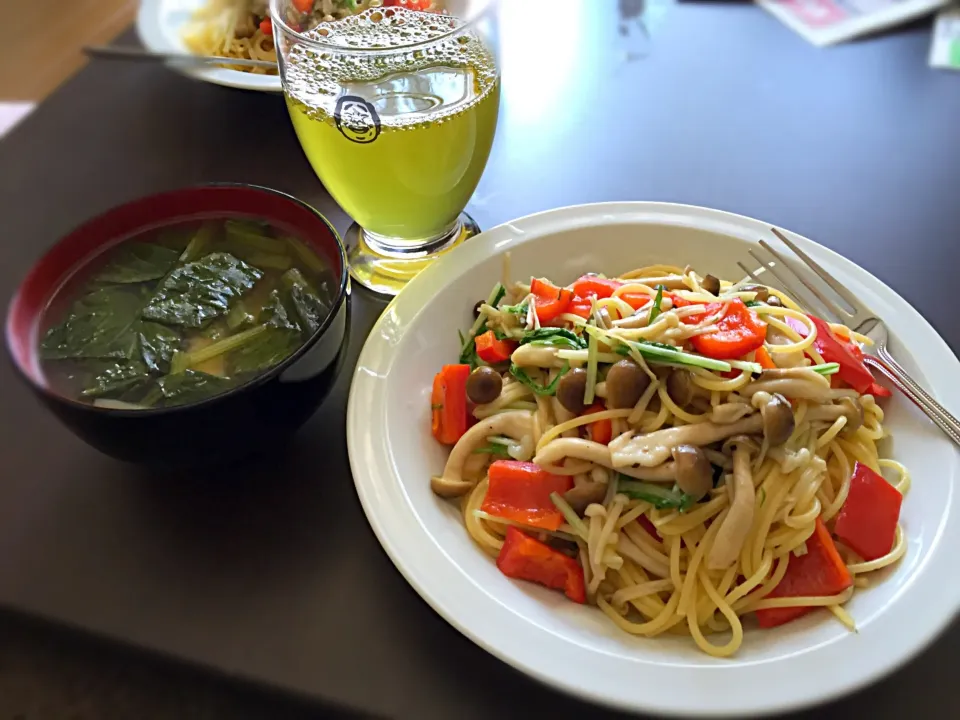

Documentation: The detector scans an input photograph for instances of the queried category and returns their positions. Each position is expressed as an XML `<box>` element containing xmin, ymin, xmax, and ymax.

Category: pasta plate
<box><xmin>346</xmin><ymin>202</ymin><xmax>960</xmax><ymax>716</ymax></box>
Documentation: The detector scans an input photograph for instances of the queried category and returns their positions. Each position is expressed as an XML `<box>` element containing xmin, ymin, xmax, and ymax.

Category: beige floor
<box><xmin>0</xmin><ymin>0</ymin><xmax>137</xmax><ymax>101</ymax></box>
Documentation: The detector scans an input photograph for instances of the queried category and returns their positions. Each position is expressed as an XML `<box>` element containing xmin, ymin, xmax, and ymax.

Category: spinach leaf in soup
<box><xmin>261</xmin><ymin>289</ymin><xmax>299</xmax><ymax>331</ymax></box>
<box><xmin>177</xmin><ymin>223</ymin><xmax>217</xmax><ymax>264</ymax></box>
<box><xmin>228</xmin><ymin>290</ymin><xmax>302</xmax><ymax>375</ymax></box>
<box><xmin>226</xmin><ymin>300</ymin><xmax>254</xmax><ymax>331</ymax></box>
<box><xmin>138</xmin><ymin>322</ymin><xmax>182</xmax><ymax>373</ymax></box>
<box><xmin>282</xmin><ymin>268</ymin><xmax>329</xmax><ymax>336</ymax></box>
<box><xmin>223</xmin><ymin>221</ymin><xmax>293</xmax><ymax>271</ymax></box>
<box><xmin>81</xmin><ymin>359</ymin><xmax>152</xmax><ymax>399</ymax></box>
<box><xmin>94</xmin><ymin>243</ymin><xmax>181</xmax><ymax>285</ymax></box>
<box><xmin>286</xmin><ymin>236</ymin><xmax>328</xmax><ymax>276</ymax></box>
<box><xmin>40</xmin><ymin>285</ymin><xmax>148</xmax><ymax>361</ymax></box>
<box><xmin>155</xmin><ymin>370</ymin><xmax>238</xmax><ymax>407</ymax></box>
<box><xmin>229</xmin><ymin>329</ymin><xmax>302</xmax><ymax>375</ymax></box>
<box><xmin>141</xmin><ymin>253</ymin><xmax>262</xmax><ymax>329</ymax></box>
<box><xmin>224</xmin><ymin>220</ymin><xmax>288</xmax><ymax>255</ymax></box>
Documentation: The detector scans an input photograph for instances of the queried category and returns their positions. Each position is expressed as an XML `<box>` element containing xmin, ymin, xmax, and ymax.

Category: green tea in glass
<box><xmin>272</xmin><ymin>0</ymin><xmax>501</xmax><ymax>294</ymax></box>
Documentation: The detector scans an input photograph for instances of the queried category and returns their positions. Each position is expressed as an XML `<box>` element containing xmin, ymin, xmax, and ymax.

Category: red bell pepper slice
<box><xmin>474</xmin><ymin>330</ymin><xmax>517</xmax><ymax>364</ymax></box>
<box><xmin>755</xmin><ymin>346</ymin><xmax>777</xmax><ymax>370</ymax></box>
<box><xmin>430</xmin><ymin>364</ymin><xmax>470</xmax><ymax>445</ymax></box>
<box><xmin>292</xmin><ymin>0</ymin><xmax>313</xmax><ymax>11</ymax></box>
<box><xmin>835</xmin><ymin>328</ymin><xmax>892</xmax><ymax>397</ymax></box>
<box><xmin>481</xmin><ymin>460</ymin><xmax>573</xmax><ymax>531</ymax></box>
<box><xmin>385</xmin><ymin>0</ymin><xmax>434</xmax><ymax>8</ymax></box>
<box><xmin>619</xmin><ymin>292</ymin><xmax>654</xmax><ymax>311</ymax></box>
<box><xmin>571</xmin><ymin>275</ymin><xmax>622</xmax><ymax>300</ymax></box>
<box><xmin>567</xmin><ymin>275</ymin><xmax>652</xmax><ymax>314</ymax></box>
<box><xmin>566</xmin><ymin>294</ymin><xmax>593</xmax><ymax>319</ymax></box>
<box><xmin>785</xmin><ymin>316</ymin><xmax>890</xmax><ymax>397</ymax></box>
<box><xmin>569</xmin><ymin>275</ymin><xmax>632</xmax><ymax>316</ymax></box>
<box><xmin>683</xmin><ymin>299</ymin><xmax>767</xmax><ymax>360</ymax></box>
<box><xmin>496</xmin><ymin>526</ymin><xmax>586</xmax><ymax>603</ymax></box>
<box><xmin>755</xmin><ymin>518</ymin><xmax>853</xmax><ymax>628</ymax></box>
<box><xmin>569</xmin><ymin>275</ymin><xmax>688</xmax><ymax>314</ymax></box>
<box><xmin>833</xmin><ymin>462</ymin><xmax>902</xmax><ymax>561</ymax></box>
<box><xmin>582</xmin><ymin>402</ymin><xmax>613</xmax><ymax>444</ymax></box>
<box><xmin>530</xmin><ymin>278</ymin><xmax>573</xmax><ymax>324</ymax></box>
<box><xmin>668</xmin><ymin>293</ymin><xmax>694</xmax><ymax>308</ymax></box>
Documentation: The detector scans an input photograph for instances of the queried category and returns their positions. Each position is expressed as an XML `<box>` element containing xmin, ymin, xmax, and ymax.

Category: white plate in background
<box><xmin>137</xmin><ymin>0</ymin><xmax>484</xmax><ymax>94</ymax></box>
<box><xmin>137</xmin><ymin>0</ymin><xmax>282</xmax><ymax>93</ymax></box>
<box><xmin>347</xmin><ymin>202</ymin><xmax>960</xmax><ymax>717</ymax></box>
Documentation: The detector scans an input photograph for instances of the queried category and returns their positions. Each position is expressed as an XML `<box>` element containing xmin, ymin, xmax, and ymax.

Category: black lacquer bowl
<box><xmin>5</xmin><ymin>185</ymin><xmax>350</xmax><ymax>467</ymax></box>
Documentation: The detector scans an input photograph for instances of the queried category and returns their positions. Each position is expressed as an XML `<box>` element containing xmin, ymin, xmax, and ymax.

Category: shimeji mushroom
<box><xmin>606</xmin><ymin>392</ymin><xmax>794</xmax><ymax>468</ymax></box>
<box><xmin>532</xmin><ymin>438</ymin><xmax>711</xmax><ymax>485</ymax></box>
<box><xmin>707</xmin><ymin>436</ymin><xmax>757</xmax><ymax>570</ymax></box>
<box><xmin>431</xmin><ymin>411</ymin><xmax>535</xmax><ymax>498</ymax></box>
<box><xmin>743</xmin><ymin>367</ymin><xmax>858</xmax><ymax>404</ymax></box>
<box><xmin>510</xmin><ymin>344</ymin><xmax>560</xmax><ymax>368</ymax></box>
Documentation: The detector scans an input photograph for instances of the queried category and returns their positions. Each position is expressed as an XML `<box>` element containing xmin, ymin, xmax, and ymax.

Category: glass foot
<box><xmin>344</xmin><ymin>212</ymin><xmax>480</xmax><ymax>296</ymax></box>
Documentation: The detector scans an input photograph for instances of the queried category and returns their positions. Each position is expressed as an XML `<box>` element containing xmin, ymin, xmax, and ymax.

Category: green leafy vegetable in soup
<box><xmin>154</xmin><ymin>370</ymin><xmax>239</xmax><ymax>406</ymax></box>
<box><xmin>94</xmin><ymin>243</ymin><xmax>181</xmax><ymax>285</ymax></box>
<box><xmin>138</xmin><ymin>322</ymin><xmax>181</xmax><ymax>373</ymax></box>
<box><xmin>38</xmin><ymin>218</ymin><xmax>336</xmax><ymax>410</ymax></box>
<box><xmin>41</xmin><ymin>285</ymin><xmax>149</xmax><ymax>361</ymax></box>
<box><xmin>141</xmin><ymin>252</ymin><xmax>263</xmax><ymax>329</ymax></box>
<box><xmin>282</xmin><ymin>268</ymin><xmax>329</xmax><ymax>336</ymax></box>
<box><xmin>82</xmin><ymin>359</ymin><xmax>151</xmax><ymax>399</ymax></box>
<box><xmin>227</xmin><ymin>290</ymin><xmax>303</xmax><ymax>375</ymax></box>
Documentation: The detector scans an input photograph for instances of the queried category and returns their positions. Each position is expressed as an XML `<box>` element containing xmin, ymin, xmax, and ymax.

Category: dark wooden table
<box><xmin>1</xmin><ymin>3</ymin><xmax>959</xmax><ymax>718</ymax></box>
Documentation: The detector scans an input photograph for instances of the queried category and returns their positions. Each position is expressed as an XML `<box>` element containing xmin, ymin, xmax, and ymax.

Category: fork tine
<box><xmin>737</xmin><ymin>261</ymin><xmax>765</xmax><ymax>284</ymax></box>
<box><xmin>747</xmin><ymin>248</ymin><xmax>835</xmax><ymax>321</ymax></box>
<box><xmin>745</xmin><ymin>247</ymin><xmax>808</xmax><ymax>298</ymax></box>
<box><xmin>740</xmin><ymin>255</ymin><xmax>795</xmax><ymax>297</ymax></box>
<box><xmin>770</xmin><ymin>228</ymin><xmax>865</xmax><ymax>313</ymax></box>
<box><xmin>757</xmin><ymin>239</ymin><xmax>850</xmax><ymax>321</ymax></box>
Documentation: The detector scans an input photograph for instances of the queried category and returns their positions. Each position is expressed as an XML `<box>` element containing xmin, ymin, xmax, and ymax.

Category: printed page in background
<box><xmin>757</xmin><ymin>0</ymin><xmax>949</xmax><ymax>46</ymax></box>
<box><xmin>930</xmin><ymin>5</ymin><xmax>960</xmax><ymax>68</ymax></box>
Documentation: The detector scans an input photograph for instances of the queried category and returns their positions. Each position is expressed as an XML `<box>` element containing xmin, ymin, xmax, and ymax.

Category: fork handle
<box><xmin>863</xmin><ymin>352</ymin><xmax>960</xmax><ymax>446</ymax></box>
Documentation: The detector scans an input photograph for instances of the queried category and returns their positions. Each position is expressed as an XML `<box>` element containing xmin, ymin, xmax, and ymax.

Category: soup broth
<box><xmin>39</xmin><ymin>217</ymin><xmax>336</xmax><ymax>409</ymax></box>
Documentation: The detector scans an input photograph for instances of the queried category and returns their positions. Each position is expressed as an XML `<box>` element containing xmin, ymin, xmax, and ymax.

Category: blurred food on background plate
<box><xmin>182</xmin><ymin>0</ymin><xmax>446</xmax><ymax>74</ymax></box>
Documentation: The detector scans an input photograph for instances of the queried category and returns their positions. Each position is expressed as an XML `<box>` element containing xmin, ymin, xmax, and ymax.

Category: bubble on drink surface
<box><xmin>285</xmin><ymin>7</ymin><xmax>498</xmax><ymax>125</ymax></box>
<box><xmin>310</xmin><ymin>7</ymin><xmax>461</xmax><ymax>49</ymax></box>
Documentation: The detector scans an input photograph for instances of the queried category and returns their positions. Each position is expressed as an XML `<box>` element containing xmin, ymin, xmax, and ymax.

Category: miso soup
<box><xmin>39</xmin><ymin>217</ymin><xmax>335</xmax><ymax>409</ymax></box>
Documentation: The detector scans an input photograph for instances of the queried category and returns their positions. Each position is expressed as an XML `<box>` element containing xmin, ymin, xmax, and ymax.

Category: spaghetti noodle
<box><xmin>182</xmin><ymin>0</ymin><xmax>278</xmax><ymax>74</ymax></box>
<box><xmin>429</xmin><ymin>262</ymin><xmax>907</xmax><ymax>657</ymax></box>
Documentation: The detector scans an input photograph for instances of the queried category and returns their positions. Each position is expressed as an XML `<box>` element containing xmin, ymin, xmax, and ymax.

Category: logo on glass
<box><xmin>334</xmin><ymin>96</ymin><xmax>381</xmax><ymax>144</ymax></box>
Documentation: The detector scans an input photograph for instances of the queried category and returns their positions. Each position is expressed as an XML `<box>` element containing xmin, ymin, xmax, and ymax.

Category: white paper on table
<box><xmin>756</xmin><ymin>0</ymin><xmax>949</xmax><ymax>47</ymax></box>
<box><xmin>0</xmin><ymin>103</ymin><xmax>34</xmax><ymax>139</ymax></box>
<box><xmin>929</xmin><ymin>5</ymin><xmax>960</xmax><ymax>68</ymax></box>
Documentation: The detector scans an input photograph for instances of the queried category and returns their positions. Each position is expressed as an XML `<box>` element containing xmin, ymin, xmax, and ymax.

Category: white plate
<box><xmin>347</xmin><ymin>202</ymin><xmax>960</xmax><ymax>717</ymax></box>
<box><xmin>137</xmin><ymin>0</ymin><xmax>282</xmax><ymax>93</ymax></box>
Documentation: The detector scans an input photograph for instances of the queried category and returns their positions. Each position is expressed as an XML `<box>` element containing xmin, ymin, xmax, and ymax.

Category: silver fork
<box><xmin>737</xmin><ymin>227</ymin><xmax>960</xmax><ymax>446</ymax></box>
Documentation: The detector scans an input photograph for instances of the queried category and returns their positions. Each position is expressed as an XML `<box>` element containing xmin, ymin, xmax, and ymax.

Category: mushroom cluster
<box><xmin>606</xmin><ymin>391</ymin><xmax>795</xmax><ymax>468</ymax></box>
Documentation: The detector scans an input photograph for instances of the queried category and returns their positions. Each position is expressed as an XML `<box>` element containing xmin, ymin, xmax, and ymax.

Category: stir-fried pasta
<box><xmin>429</xmin><ymin>261</ymin><xmax>906</xmax><ymax>657</ymax></box>
<box><xmin>182</xmin><ymin>0</ymin><xmax>444</xmax><ymax>74</ymax></box>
